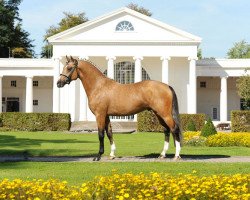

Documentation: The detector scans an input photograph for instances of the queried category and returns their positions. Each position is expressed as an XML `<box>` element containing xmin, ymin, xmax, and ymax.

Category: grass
<box><xmin>0</xmin><ymin>131</ymin><xmax>249</xmax><ymax>157</ymax></box>
<box><xmin>0</xmin><ymin>131</ymin><xmax>249</xmax><ymax>185</ymax></box>
<box><xmin>0</xmin><ymin>162</ymin><xmax>249</xmax><ymax>185</ymax></box>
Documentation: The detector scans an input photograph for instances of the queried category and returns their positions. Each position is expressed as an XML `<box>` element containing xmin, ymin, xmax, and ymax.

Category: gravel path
<box><xmin>0</xmin><ymin>155</ymin><xmax>249</xmax><ymax>163</ymax></box>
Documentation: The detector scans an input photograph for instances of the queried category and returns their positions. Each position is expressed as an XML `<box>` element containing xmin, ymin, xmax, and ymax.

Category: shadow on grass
<box><xmin>138</xmin><ymin>153</ymin><xmax>231</xmax><ymax>160</ymax></box>
<box><xmin>0</xmin><ymin>135</ymin><xmax>98</xmax><ymax>157</ymax></box>
<box><xmin>0</xmin><ymin>135</ymin><xmax>96</xmax><ymax>147</ymax></box>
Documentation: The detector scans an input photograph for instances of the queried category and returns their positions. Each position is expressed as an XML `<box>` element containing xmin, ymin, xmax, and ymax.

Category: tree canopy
<box><xmin>227</xmin><ymin>40</ymin><xmax>250</xmax><ymax>58</ymax></box>
<box><xmin>236</xmin><ymin>70</ymin><xmax>250</xmax><ymax>110</ymax></box>
<box><xmin>127</xmin><ymin>3</ymin><xmax>152</xmax><ymax>16</ymax></box>
<box><xmin>41</xmin><ymin>12</ymin><xmax>88</xmax><ymax>58</ymax></box>
<box><xmin>0</xmin><ymin>0</ymin><xmax>34</xmax><ymax>58</ymax></box>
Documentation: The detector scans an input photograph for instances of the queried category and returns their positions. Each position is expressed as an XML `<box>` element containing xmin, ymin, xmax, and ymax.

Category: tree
<box><xmin>0</xmin><ymin>0</ymin><xmax>34</xmax><ymax>58</ymax></box>
<box><xmin>227</xmin><ymin>40</ymin><xmax>250</xmax><ymax>58</ymax></box>
<box><xmin>197</xmin><ymin>48</ymin><xmax>202</xmax><ymax>59</ymax></box>
<box><xmin>127</xmin><ymin>3</ymin><xmax>152</xmax><ymax>16</ymax></box>
<box><xmin>42</xmin><ymin>12</ymin><xmax>88</xmax><ymax>58</ymax></box>
<box><xmin>236</xmin><ymin>69</ymin><xmax>250</xmax><ymax>110</ymax></box>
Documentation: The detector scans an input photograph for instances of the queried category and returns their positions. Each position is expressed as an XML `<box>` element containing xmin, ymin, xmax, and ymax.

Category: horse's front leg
<box><xmin>93</xmin><ymin>115</ymin><xmax>106</xmax><ymax>161</ymax></box>
<box><xmin>105</xmin><ymin>116</ymin><xmax>116</xmax><ymax>159</ymax></box>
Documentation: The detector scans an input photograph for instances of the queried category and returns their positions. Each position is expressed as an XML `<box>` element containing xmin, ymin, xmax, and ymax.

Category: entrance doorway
<box><xmin>6</xmin><ymin>97</ymin><xmax>19</xmax><ymax>112</ymax></box>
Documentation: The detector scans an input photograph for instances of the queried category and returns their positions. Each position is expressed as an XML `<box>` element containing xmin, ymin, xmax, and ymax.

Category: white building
<box><xmin>0</xmin><ymin>8</ymin><xmax>249</xmax><ymax>123</ymax></box>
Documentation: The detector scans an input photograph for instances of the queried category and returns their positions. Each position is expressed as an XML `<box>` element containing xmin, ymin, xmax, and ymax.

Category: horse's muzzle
<box><xmin>57</xmin><ymin>80</ymin><xmax>66</xmax><ymax>88</ymax></box>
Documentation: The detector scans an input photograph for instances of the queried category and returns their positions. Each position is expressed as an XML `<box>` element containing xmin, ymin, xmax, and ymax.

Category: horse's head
<box><xmin>57</xmin><ymin>56</ymin><xmax>79</xmax><ymax>88</ymax></box>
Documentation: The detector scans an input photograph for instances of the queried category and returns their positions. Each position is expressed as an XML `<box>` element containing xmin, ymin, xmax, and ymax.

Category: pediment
<box><xmin>48</xmin><ymin>7</ymin><xmax>201</xmax><ymax>44</ymax></box>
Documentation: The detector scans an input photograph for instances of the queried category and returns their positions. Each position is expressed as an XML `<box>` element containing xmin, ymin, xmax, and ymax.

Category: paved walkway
<box><xmin>0</xmin><ymin>155</ymin><xmax>249</xmax><ymax>163</ymax></box>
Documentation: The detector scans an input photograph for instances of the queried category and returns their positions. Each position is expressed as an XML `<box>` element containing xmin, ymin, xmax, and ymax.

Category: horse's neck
<box><xmin>78</xmin><ymin>61</ymin><xmax>106</xmax><ymax>97</ymax></box>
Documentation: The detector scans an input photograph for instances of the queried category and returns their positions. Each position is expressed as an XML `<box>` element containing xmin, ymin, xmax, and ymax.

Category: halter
<box><xmin>60</xmin><ymin>64</ymin><xmax>79</xmax><ymax>84</ymax></box>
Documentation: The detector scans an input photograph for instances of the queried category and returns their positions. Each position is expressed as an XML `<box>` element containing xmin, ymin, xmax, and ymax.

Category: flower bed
<box><xmin>183</xmin><ymin>132</ymin><xmax>250</xmax><ymax>147</ymax></box>
<box><xmin>0</xmin><ymin>173</ymin><xmax>249</xmax><ymax>199</ymax></box>
<box><xmin>206</xmin><ymin>132</ymin><xmax>250</xmax><ymax>147</ymax></box>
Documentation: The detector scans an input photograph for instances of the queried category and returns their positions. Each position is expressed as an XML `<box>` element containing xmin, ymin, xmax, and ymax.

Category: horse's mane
<box><xmin>80</xmin><ymin>59</ymin><xmax>104</xmax><ymax>74</ymax></box>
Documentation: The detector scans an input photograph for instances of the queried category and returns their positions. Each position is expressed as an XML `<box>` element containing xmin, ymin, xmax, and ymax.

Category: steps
<box><xmin>70</xmin><ymin>121</ymin><xmax>137</xmax><ymax>133</ymax></box>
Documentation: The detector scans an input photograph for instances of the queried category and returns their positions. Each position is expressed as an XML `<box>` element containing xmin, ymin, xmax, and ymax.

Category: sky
<box><xmin>18</xmin><ymin>0</ymin><xmax>250</xmax><ymax>58</ymax></box>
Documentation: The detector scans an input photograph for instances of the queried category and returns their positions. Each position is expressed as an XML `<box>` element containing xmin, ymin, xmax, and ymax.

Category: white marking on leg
<box><xmin>160</xmin><ymin>141</ymin><xmax>169</xmax><ymax>157</ymax></box>
<box><xmin>110</xmin><ymin>142</ymin><xmax>116</xmax><ymax>158</ymax></box>
<box><xmin>175</xmin><ymin>140</ymin><xmax>181</xmax><ymax>157</ymax></box>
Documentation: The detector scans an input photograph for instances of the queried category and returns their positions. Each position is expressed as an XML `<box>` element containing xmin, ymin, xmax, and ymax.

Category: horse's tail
<box><xmin>169</xmin><ymin>86</ymin><xmax>182</xmax><ymax>144</ymax></box>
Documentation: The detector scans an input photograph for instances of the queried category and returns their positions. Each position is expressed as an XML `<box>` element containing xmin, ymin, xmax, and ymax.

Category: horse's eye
<box><xmin>67</xmin><ymin>66</ymin><xmax>72</xmax><ymax>70</ymax></box>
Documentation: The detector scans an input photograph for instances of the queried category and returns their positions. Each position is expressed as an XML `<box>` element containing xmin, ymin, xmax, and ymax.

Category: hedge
<box><xmin>231</xmin><ymin>110</ymin><xmax>250</xmax><ymax>132</ymax></box>
<box><xmin>0</xmin><ymin>113</ymin><xmax>71</xmax><ymax>131</ymax></box>
<box><xmin>137</xmin><ymin>110</ymin><xmax>206</xmax><ymax>132</ymax></box>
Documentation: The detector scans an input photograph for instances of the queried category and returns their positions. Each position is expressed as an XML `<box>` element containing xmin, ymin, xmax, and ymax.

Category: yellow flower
<box><xmin>124</xmin><ymin>193</ymin><xmax>129</xmax><ymax>198</ymax></box>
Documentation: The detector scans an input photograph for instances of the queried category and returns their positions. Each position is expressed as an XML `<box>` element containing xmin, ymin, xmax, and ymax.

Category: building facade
<box><xmin>0</xmin><ymin>8</ymin><xmax>249</xmax><ymax>123</ymax></box>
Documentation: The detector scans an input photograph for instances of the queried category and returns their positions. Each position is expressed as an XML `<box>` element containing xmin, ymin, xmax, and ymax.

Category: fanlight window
<box><xmin>115</xmin><ymin>21</ymin><xmax>134</xmax><ymax>31</ymax></box>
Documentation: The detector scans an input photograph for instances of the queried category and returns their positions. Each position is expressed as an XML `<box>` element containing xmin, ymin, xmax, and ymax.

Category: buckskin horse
<box><xmin>57</xmin><ymin>56</ymin><xmax>182</xmax><ymax>161</ymax></box>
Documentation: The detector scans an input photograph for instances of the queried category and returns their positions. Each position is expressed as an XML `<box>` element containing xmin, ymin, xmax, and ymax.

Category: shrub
<box><xmin>137</xmin><ymin>110</ymin><xmax>163</xmax><ymax>132</ymax></box>
<box><xmin>137</xmin><ymin>111</ymin><xmax>206</xmax><ymax>132</ymax></box>
<box><xmin>183</xmin><ymin>131</ymin><xmax>206</xmax><ymax>146</ymax></box>
<box><xmin>206</xmin><ymin>132</ymin><xmax>250</xmax><ymax>147</ymax></box>
<box><xmin>231</xmin><ymin>110</ymin><xmax>250</xmax><ymax>132</ymax></box>
<box><xmin>0</xmin><ymin>174</ymin><xmax>249</xmax><ymax>200</ymax></box>
<box><xmin>186</xmin><ymin>120</ymin><xmax>197</xmax><ymax>131</ymax></box>
<box><xmin>201</xmin><ymin>117</ymin><xmax>217</xmax><ymax>137</ymax></box>
<box><xmin>0</xmin><ymin>113</ymin><xmax>71</xmax><ymax>131</ymax></box>
<box><xmin>181</xmin><ymin>114</ymin><xmax>206</xmax><ymax>131</ymax></box>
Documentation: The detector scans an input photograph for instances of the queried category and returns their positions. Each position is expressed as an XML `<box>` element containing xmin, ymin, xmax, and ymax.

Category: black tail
<box><xmin>169</xmin><ymin>86</ymin><xmax>182</xmax><ymax>143</ymax></box>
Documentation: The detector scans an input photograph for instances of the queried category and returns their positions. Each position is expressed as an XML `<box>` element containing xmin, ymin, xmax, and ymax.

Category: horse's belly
<box><xmin>107</xmin><ymin>100</ymin><xmax>147</xmax><ymax>116</ymax></box>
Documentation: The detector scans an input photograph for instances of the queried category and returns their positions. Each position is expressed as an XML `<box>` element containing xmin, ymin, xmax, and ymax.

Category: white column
<box><xmin>161</xmin><ymin>56</ymin><xmax>171</xmax><ymax>84</ymax></box>
<box><xmin>133</xmin><ymin>56</ymin><xmax>143</xmax><ymax>83</ymax></box>
<box><xmin>53</xmin><ymin>58</ymin><xmax>61</xmax><ymax>113</ymax></box>
<box><xmin>0</xmin><ymin>76</ymin><xmax>2</xmax><ymax>113</ymax></box>
<box><xmin>25</xmin><ymin>76</ymin><xmax>33</xmax><ymax>113</ymax></box>
<box><xmin>106</xmin><ymin>56</ymin><xmax>116</xmax><ymax>79</ymax></box>
<box><xmin>187</xmin><ymin>57</ymin><xmax>197</xmax><ymax>114</ymax></box>
<box><xmin>220</xmin><ymin>76</ymin><xmax>228</xmax><ymax>122</ymax></box>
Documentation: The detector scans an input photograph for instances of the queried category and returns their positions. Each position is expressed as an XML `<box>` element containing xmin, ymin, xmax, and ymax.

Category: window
<box><xmin>33</xmin><ymin>100</ymin><xmax>38</xmax><ymax>106</ymax></box>
<box><xmin>200</xmin><ymin>81</ymin><xmax>206</xmax><ymax>88</ymax></box>
<box><xmin>11</xmin><ymin>80</ymin><xmax>16</xmax><ymax>87</ymax></box>
<box><xmin>33</xmin><ymin>81</ymin><xmax>38</xmax><ymax>87</ymax></box>
<box><xmin>212</xmin><ymin>107</ymin><xmax>218</xmax><ymax>120</ymax></box>
<box><xmin>115</xmin><ymin>21</ymin><xmax>134</xmax><ymax>31</ymax></box>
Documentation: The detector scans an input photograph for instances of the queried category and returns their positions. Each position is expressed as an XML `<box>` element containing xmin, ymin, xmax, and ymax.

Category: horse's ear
<box><xmin>74</xmin><ymin>58</ymin><xmax>78</xmax><ymax>66</ymax></box>
<box><xmin>70</xmin><ymin>56</ymin><xmax>74</xmax><ymax>61</ymax></box>
<box><xmin>66</xmin><ymin>55</ymin><xmax>69</xmax><ymax>62</ymax></box>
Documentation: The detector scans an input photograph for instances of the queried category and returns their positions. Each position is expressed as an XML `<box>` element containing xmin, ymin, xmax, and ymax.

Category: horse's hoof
<box><xmin>109</xmin><ymin>156</ymin><xmax>115</xmax><ymax>160</ymax></box>
<box><xmin>158</xmin><ymin>155</ymin><xmax>166</xmax><ymax>159</ymax></box>
<box><xmin>93</xmin><ymin>156</ymin><xmax>101</xmax><ymax>161</ymax></box>
<box><xmin>172</xmin><ymin>156</ymin><xmax>181</xmax><ymax>161</ymax></box>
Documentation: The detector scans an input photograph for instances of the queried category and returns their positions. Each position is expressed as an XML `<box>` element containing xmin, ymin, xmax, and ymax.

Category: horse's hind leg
<box><xmin>105</xmin><ymin>116</ymin><xmax>116</xmax><ymax>159</ymax></box>
<box><xmin>155</xmin><ymin>114</ymin><xmax>170</xmax><ymax>158</ymax></box>
<box><xmin>159</xmin><ymin>114</ymin><xmax>181</xmax><ymax>160</ymax></box>
<box><xmin>160</xmin><ymin>127</ymin><xmax>170</xmax><ymax>158</ymax></box>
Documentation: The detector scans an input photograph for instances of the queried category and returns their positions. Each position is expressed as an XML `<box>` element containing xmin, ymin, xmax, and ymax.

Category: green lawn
<box><xmin>0</xmin><ymin>131</ymin><xmax>249</xmax><ymax>185</ymax></box>
<box><xmin>0</xmin><ymin>131</ymin><xmax>249</xmax><ymax>157</ymax></box>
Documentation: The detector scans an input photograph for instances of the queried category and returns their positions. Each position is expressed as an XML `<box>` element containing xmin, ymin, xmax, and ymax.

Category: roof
<box><xmin>48</xmin><ymin>7</ymin><xmax>202</xmax><ymax>45</ymax></box>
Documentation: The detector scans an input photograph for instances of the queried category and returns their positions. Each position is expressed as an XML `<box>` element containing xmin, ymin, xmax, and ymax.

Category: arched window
<box><xmin>115</xmin><ymin>21</ymin><xmax>134</xmax><ymax>31</ymax></box>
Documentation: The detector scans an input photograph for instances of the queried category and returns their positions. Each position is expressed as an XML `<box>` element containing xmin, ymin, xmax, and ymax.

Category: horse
<box><xmin>57</xmin><ymin>56</ymin><xmax>182</xmax><ymax>161</ymax></box>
